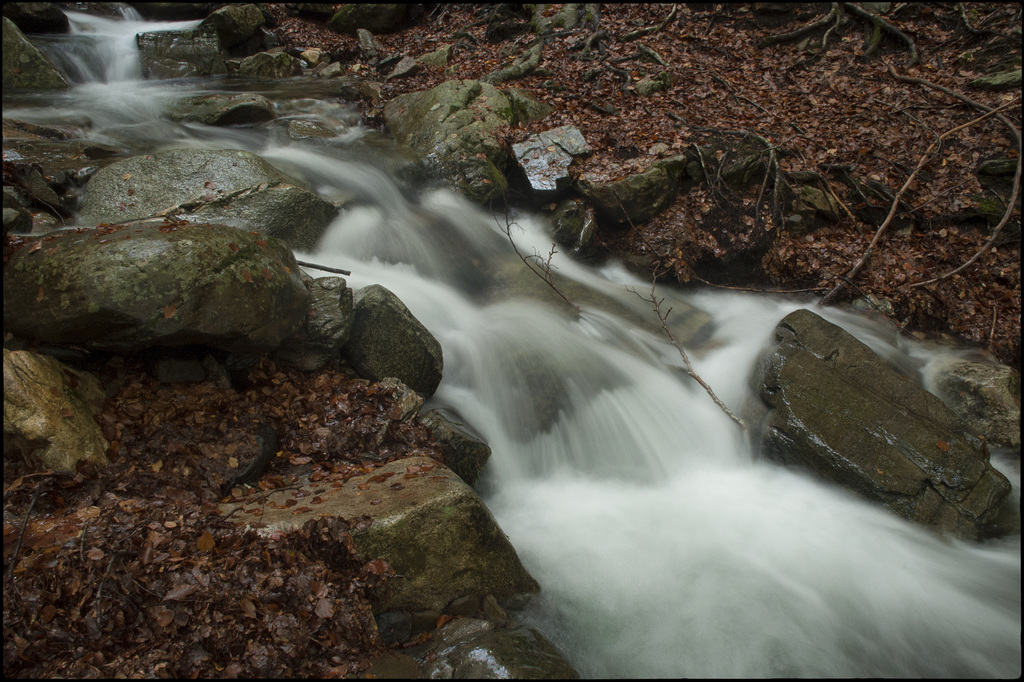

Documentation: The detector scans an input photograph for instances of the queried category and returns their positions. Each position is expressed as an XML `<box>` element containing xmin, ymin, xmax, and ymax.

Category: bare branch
<box><xmin>629</xmin><ymin>274</ymin><xmax>746</xmax><ymax>431</ymax></box>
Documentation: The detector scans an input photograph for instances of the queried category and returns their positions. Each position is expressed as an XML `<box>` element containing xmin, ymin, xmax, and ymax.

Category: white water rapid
<box><xmin>9</xmin><ymin>12</ymin><xmax>1020</xmax><ymax>678</ymax></box>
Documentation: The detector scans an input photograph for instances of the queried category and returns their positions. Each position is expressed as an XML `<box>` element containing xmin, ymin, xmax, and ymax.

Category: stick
<box><xmin>295</xmin><ymin>260</ymin><xmax>351</xmax><ymax>276</ymax></box>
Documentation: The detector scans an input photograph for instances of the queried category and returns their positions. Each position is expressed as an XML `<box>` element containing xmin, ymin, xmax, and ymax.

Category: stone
<box><xmin>750</xmin><ymin>309</ymin><xmax>1012</xmax><ymax>540</ymax></box>
<box><xmin>3</xmin><ymin>223</ymin><xmax>309</xmax><ymax>355</ymax></box>
<box><xmin>419</xmin><ymin>408</ymin><xmax>491</xmax><ymax>486</ymax></box>
<box><xmin>343</xmin><ymin>284</ymin><xmax>444</xmax><ymax>397</ymax></box>
<box><xmin>970</xmin><ymin>68</ymin><xmax>1021</xmax><ymax>91</ymax></box>
<box><xmin>237</xmin><ymin>51</ymin><xmax>302</xmax><ymax>80</ymax></box>
<box><xmin>513</xmin><ymin>125</ymin><xmax>591</xmax><ymax>198</ymax></box>
<box><xmin>273</xmin><ymin>275</ymin><xmax>355</xmax><ymax>371</ymax></box>
<box><xmin>4</xmin><ymin>349</ymin><xmax>109</xmax><ymax>472</ymax></box>
<box><xmin>417</xmin><ymin>44</ymin><xmax>451</xmax><ymax>68</ymax></box>
<box><xmin>384</xmin><ymin>80</ymin><xmax>516</xmax><ymax>204</ymax></box>
<box><xmin>198</xmin><ymin>3</ymin><xmax>265</xmax><ymax>49</ymax></box>
<box><xmin>356</xmin><ymin>28</ymin><xmax>384</xmax><ymax>60</ymax></box>
<box><xmin>2</xmin><ymin>16</ymin><xmax>70</xmax><ymax>90</ymax></box>
<box><xmin>422</xmin><ymin>618</ymin><xmax>579</xmax><ymax>679</ymax></box>
<box><xmin>78</xmin><ymin>148</ymin><xmax>335</xmax><ymax>250</ymax></box>
<box><xmin>218</xmin><ymin>456</ymin><xmax>540</xmax><ymax>613</ymax></box>
<box><xmin>926</xmin><ymin>358</ymin><xmax>1021</xmax><ymax>448</ymax></box>
<box><xmin>579</xmin><ymin>155</ymin><xmax>687</xmax><ymax>225</ymax></box>
<box><xmin>167</xmin><ymin>93</ymin><xmax>276</xmax><ymax>126</ymax></box>
<box><xmin>550</xmin><ymin>198</ymin><xmax>598</xmax><ymax>256</ymax></box>
<box><xmin>137</xmin><ymin>27</ymin><xmax>226</xmax><ymax>79</ymax></box>
<box><xmin>387</xmin><ymin>55</ymin><xmax>421</xmax><ymax>79</ymax></box>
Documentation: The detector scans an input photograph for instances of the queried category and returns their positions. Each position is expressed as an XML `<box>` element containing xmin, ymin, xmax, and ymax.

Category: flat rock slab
<box><xmin>752</xmin><ymin>308</ymin><xmax>1012</xmax><ymax>540</ymax></box>
<box><xmin>219</xmin><ymin>456</ymin><xmax>539</xmax><ymax>613</ymax></box>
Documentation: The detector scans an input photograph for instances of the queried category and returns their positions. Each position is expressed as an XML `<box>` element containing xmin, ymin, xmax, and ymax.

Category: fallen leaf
<box><xmin>197</xmin><ymin>530</ymin><xmax>215</xmax><ymax>552</ymax></box>
<box><xmin>163</xmin><ymin>583</ymin><xmax>197</xmax><ymax>601</ymax></box>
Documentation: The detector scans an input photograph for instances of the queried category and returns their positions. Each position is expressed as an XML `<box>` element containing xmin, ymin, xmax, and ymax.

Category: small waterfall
<box><xmin>35</xmin><ymin>9</ymin><xmax>200</xmax><ymax>84</ymax></box>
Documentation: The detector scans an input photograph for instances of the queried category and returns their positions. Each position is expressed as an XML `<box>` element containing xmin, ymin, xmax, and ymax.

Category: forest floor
<box><xmin>273</xmin><ymin>2</ymin><xmax>1021</xmax><ymax>369</ymax></box>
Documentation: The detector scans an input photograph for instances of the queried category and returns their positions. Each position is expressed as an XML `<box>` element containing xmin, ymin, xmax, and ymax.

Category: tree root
<box><xmin>481</xmin><ymin>41</ymin><xmax>543</xmax><ymax>84</ymax></box>
<box><xmin>759</xmin><ymin>2</ymin><xmax>919</xmax><ymax>66</ymax></box>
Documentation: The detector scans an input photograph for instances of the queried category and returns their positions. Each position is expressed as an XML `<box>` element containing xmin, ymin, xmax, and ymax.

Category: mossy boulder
<box><xmin>384</xmin><ymin>80</ymin><xmax>519</xmax><ymax>204</ymax></box>
<box><xmin>2</xmin><ymin>16</ymin><xmax>70</xmax><ymax>90</ymax></box>
<box><xmin>3</xmin><ymin>223</ymin><xmax>309</xmax><ymax>355</ymax></box>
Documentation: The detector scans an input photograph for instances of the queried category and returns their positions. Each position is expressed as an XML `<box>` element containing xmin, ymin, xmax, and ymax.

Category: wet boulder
<box><xmin>384</xmin><ymin>79</ymin><xmax>517</xmax><ymax>204</ymax></box>
<box><xmin>550</xmin><ymin>198</ymin><xmax>598</xmax><ymax>257</ymax></box>
<box><xmin>512</xmin><ymin>125</ymin><xmax>591</xmax><ymax>199</ymax></box>
<box><xmin>343</xmin><ymin>284</ymin><xmax>444</xmax><ymax>397</ymax></box>
<box><xmin>4</xmin><ymin>349</ymin><xmax>108</xmax><ymax>472</ymax></box>
<box><xmin>219</xmin><ymin>456</ymin><xmax>540</xmax><ymax>614</ymax></box>
<box><xmin>925</xmin><ymin>357</ymin><xmax>1021</xmax><ymax>449</ymax></box>
<box><xmin>2</xmin><ymin>16</ymin><xmax>70</xmax><ymax>90</ymax></box>
<box><xmin>3</xmin><ymin>222</ymin><xmax>308</xmax><ymax>355</ymax></box>
<box><xmin>78</xmin><ymin>148</ymin><xmax>335</xmax><ymax>250</ymax></box>
<box><xmin>750</xmin><ymin>309</ymin><xmax>1012</xmax><ymax>540</ymax></box>
<box><xmin>419</xmin><ymin>408</ymin><xmax>491</xmax><ymax>486</ymax></box>
<box><xmin>167</xmin><ymin>93</ymin><xmax>276</xmax><ymax>126</ymax></box>
<box><xmin>273</xmin><ymin>275</ymin><xmax>355</xmax><ymax>371</ymax></box>
<box><xmin>137</xmin><ymin>26</ymin><xmax>226</xmax><ymax>79</ymax></box>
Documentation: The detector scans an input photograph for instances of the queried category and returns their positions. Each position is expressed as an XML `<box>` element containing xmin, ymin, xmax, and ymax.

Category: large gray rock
<box><xmin>4</xmin><ymin>349</ymin><xmax>109</xmax><ymax>472</ymax></box>
<box><xmin>750</xmin><ymin>309</ymin><xmax>1012</xmax><ymax>540</ymax></box>
<box><xmin>2</xmin><ymin>16</ymin><xmax>70</xmax><ymax>90</ymax></box>
<box><xmin>3</xmin><ymin>222</ymin><xmax>309</xmax><ymax>355</ymax></box>
<box><xmin>198</xmin><ymin>3</ymin><xmax>265</xmax><ymax>49</ymax></box>
<box><xmin>578</xmin><ymin>155</ymin><xmax>687</xmax><ymax>225</ymax></box>
<box><xmin>344</xmin><ymin>284</ymin><xmax>444</xmax><ymax>397</ymax></box>
<box><xmin>137</xmin><ymin>27</ymin><xmax>226</xmax><ymax>79</ymax></box>
<box><xmin>219</xmin><ymin>456</ymin><xmax>540</xmax><ymax>613</ymax></box>
<box><xmin>926</xmin><ymin>357</ymin><xmax>1021</xmax><ymax>448</ymax></box>
<box><xmin>78</xmin><ymin>148</ymin><xmax>335</xmax><ymax>250</ymax></box>
<box><xmin>384</xmin><ymin>79</ymin><xmax>518</xmax><ymax>204</ymax></box>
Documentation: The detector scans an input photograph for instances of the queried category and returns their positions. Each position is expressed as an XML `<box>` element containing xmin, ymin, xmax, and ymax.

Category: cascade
<box><xmin>7</xmin><ymin>11</ymin><xmax>1020</xmax><ymax>677</ymax></box>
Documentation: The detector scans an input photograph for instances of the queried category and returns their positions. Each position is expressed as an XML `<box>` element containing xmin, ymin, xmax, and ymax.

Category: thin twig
<box><xmin>493</xmin><ymin>203</ymin><xmax>580</xmax><ymax>313</ymax></box>
<box><xmin>6</xmin><ymin>489</ymin><xmax>41</xmax><ymax>580</ymax></box>
<box><xmin>629</xmin><ymin>276</ymin><xmax>746</xmax><ymax>430</ymax></box>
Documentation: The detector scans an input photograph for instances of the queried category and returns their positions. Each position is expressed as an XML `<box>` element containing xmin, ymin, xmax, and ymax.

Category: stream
<box><xmin>7</xmin><ymin>10</ymin><xmax>1020</xmax><ymax>678</ymax></box>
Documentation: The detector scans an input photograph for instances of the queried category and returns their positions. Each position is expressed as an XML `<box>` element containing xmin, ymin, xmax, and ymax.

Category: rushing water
<box><xmin>9</xmin><ymin>13</ymin><xmax>1021</xmax><ymax>677</ymax></box>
